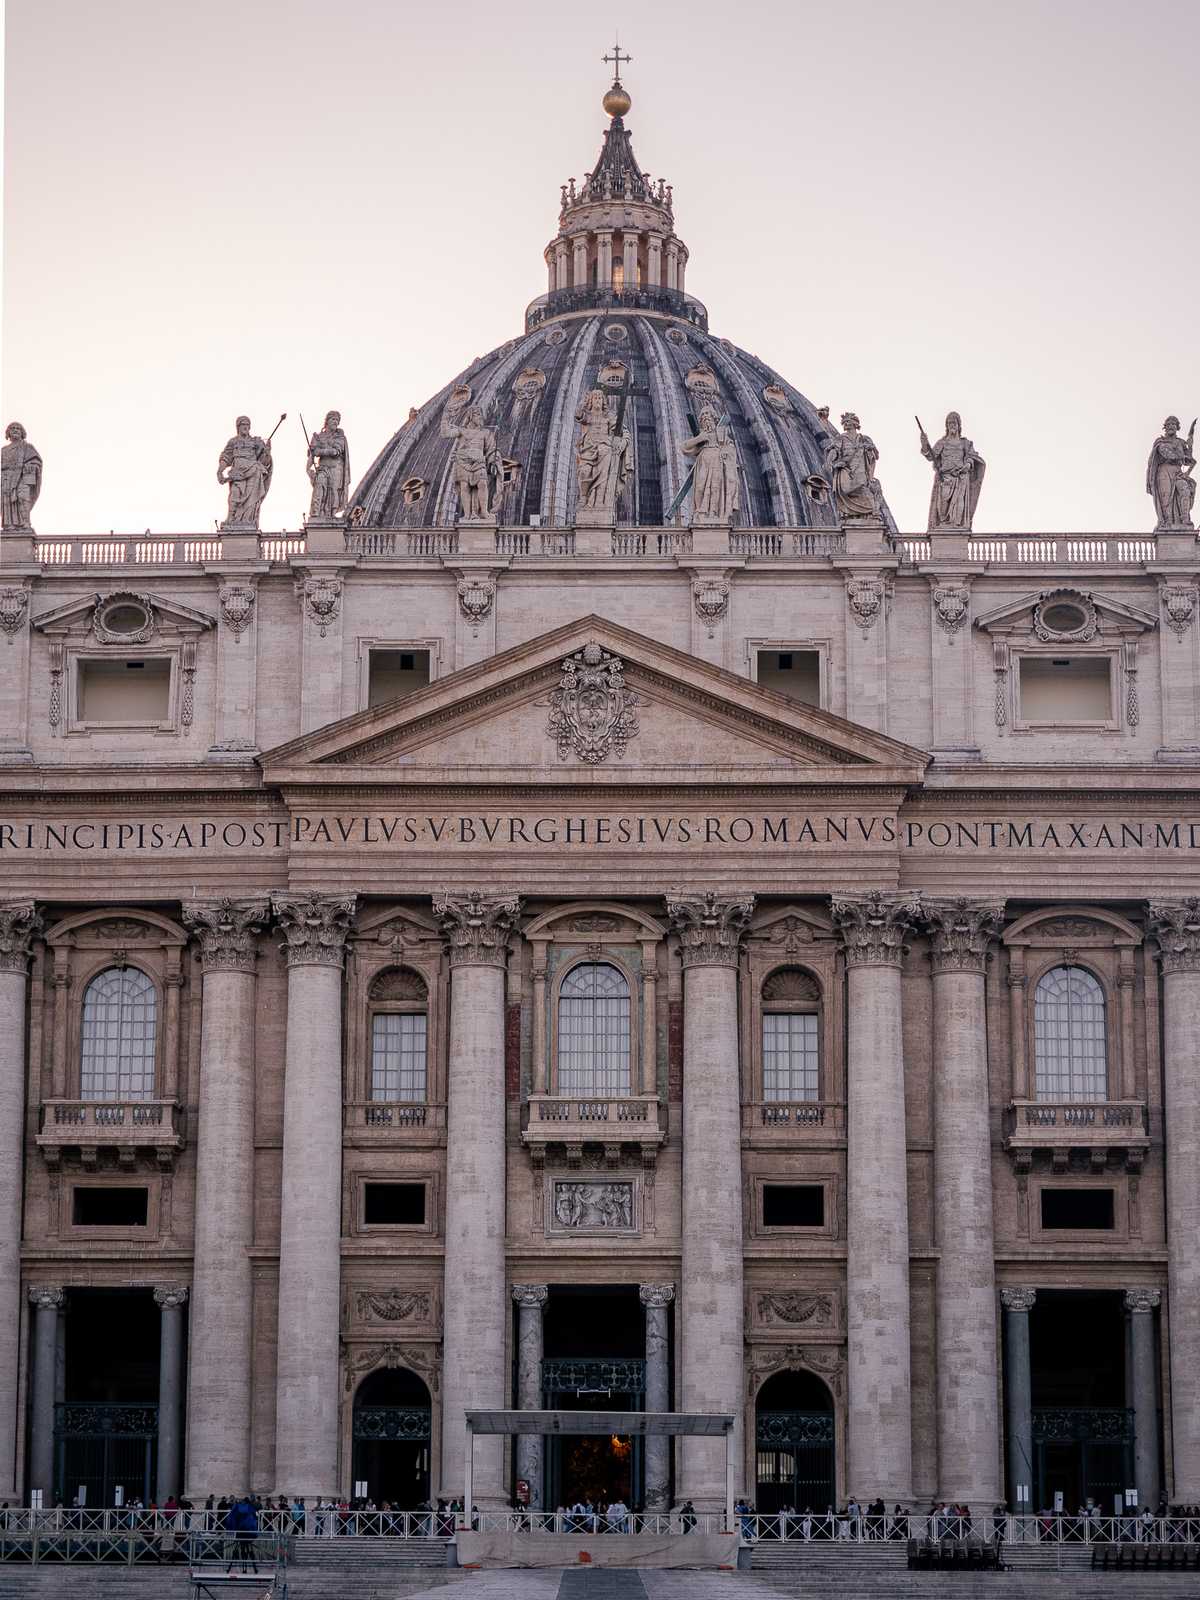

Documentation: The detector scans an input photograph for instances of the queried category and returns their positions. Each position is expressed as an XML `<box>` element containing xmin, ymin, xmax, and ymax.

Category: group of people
<box><xmin>735</xmin><ymin>1495</ymin><xmax>906</xmax><ymax>1541</ymax></box>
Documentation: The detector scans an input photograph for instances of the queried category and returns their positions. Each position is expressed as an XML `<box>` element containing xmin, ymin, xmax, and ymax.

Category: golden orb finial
<box><xmin>603</xmin><ymin>81</ymin><xmax>632</xmax><ymax>118</ymax></box>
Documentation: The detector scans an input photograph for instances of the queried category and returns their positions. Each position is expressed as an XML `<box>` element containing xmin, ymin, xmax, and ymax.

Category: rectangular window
<box><xmin>370</xmin><ymin>1013</ymin><xmax>428</xmax><ymax>1101</ymax></box>
<box><xmin>762</xmin><ymin>1013</ymin><xmax>819</xmax><ymax>1100</ymax></box>
<box><xmin>77</xmin><ymin>659</ymin><xmax>171</xmax><ymax>723</ymax></box>
<box><xmin>756</xmin><ymin>649</ymin><xmax>821</xmax><ymax>708</ymax></box>
<box><xmin>72</xmin><ymin>1187</ymin><xmax>149</xmax><ymax>1227</ymax></box>
<box><xmin>368</xmin><ymin>648</ymin><xmax>431</xmax><ymax>707</ymax></box>
<box><xmin>1018</xmin><ymin>657</ymin><xmax>1113</xmax><ymax>724</ymax></box>
<box><xmin>762</xmin><ymin>1184</ymin><xmax>825</xmax><ymax>1227</ymax></box>
<box><xmin>1040</xmin><ymin>1188</ymin><xmax>1115</xmax><ymax>1230</ymax></box>
<box><xmin>363</xmin><ymin>1182</ymin><xmax>426</xmax><ymax>1227</ymax></box>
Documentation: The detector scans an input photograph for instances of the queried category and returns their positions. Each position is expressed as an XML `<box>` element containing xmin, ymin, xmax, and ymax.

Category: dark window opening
<box><xmin>368</xmin><ymin>648</ymin><xmax>430</xmax><ymax>707</ymax></box>
<box><xmin>363</xmin><ymin>1182</ymin><xmax>426</xmax><ymax>1226</ymax></box>
<box><xmin>1040</xmin><ymin>1188</ymin><xmax>1115</xmax><ymax>1230</ymax></box>
<box><xmin>756</xmin><ymin>649</ymin><xmax>820</xmax><ymax>707</ymax></box>
<box><xmin>763</xmin><ymin>1184</ymin><xmax>824</xmax><ymax>1227</ymax></box>
<box><xmin>72</xmin><ymin>1187</ymin><xmax>149</xmax><ymax>1227</ymax></box>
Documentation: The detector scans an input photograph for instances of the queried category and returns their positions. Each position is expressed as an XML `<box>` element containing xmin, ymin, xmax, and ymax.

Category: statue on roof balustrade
<box><xmin>918</xmin><ymin>411</ymin><xmax>986</xmax><ymax>531</ymax></box>
<box><xmin>1146</xmin><ymin>416</ymin><xmax>1197</xmax><ymax>531</ymax></box>
<box><xmin>1</xmin><ymin>422</ymin><xmax>42</xmax><ymax>531</ymax></box>
<box><xmin>824</xmin><ymin>411</ymin><xmax>883</xmax><ymax>524</ymax></box>
<box><xmin>217</xmin><ymin>416</ymin><xmax>274</xmax><ymax>531</ymax></box>
<box><xmin>574</xmin><ymin>387</ymin><xmax>631</xmax><ymax>520</ymax></box>
<box><xmin>441</xmin><ymin>388</ymin><xmax>500</xmax><ymax>522</ymax></box>
<box><xmin>680</xmin><ymin>404</ymin><xmax>740</xmax><ymax>524</ymax></box>
<box><xmin>306</xmin><ymin>410</ymin><xmax>351</xmax><ymax>523</ymax></box>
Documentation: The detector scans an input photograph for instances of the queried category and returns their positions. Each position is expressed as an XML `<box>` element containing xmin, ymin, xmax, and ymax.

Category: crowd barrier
<box><xmin>3</xmin><ymin>1507</ymin><xmax>1200</xmax><ymax>1552</ymax></box>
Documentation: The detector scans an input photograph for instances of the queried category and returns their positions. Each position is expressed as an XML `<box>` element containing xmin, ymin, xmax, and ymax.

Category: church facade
<box><xmin>1</xmin><ymin>69</ymin><xmax>1199</xmax><ymax>1520</ymax></box>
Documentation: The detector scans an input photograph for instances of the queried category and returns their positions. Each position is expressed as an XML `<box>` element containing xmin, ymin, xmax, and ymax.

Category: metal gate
<box><xmin>756</xmin><ymin>1411</ymin><xmax>835</xmax><ymax>1514</ymax></box>
<box><xmin>54</xmin><ymin>1403</ymin><xmax>157</xmax><ymax>1507</ymax></box>
<box><xmin>1033</xmin><ymin>1408</ymin><xmax>1134</xmax><ymax>1513</ymax></box>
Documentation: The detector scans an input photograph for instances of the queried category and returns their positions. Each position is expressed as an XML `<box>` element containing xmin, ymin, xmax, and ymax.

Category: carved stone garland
<box><xmin>182</xmin><ymin>898</ymin><xmax>270</xmax><ymax>974</ymax></box>
<box><xmin>545</xmin><ymin>643</ymin><xmax>639</xmax><ymax>764</ymax></box>
<box><xmin>296</xmin><ymin>574</ymin><xmax>343</xmax><ymax>638</ymax></box>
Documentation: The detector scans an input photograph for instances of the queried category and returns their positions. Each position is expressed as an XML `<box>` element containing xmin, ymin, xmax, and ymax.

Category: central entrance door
<box><xmin>539</xmin><ymin>1286</ymin><xmax>647</xmax><ymax>1509</ymax></box>
<box><xmin>351</xmin><ymin>1369</ymin><xmax>432</xmax><ymax>1508</ymax></box>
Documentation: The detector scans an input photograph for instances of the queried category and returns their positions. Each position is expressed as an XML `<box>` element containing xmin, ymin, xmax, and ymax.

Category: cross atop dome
<box><xmin>601</xmin><ymin>39</ymin><xmax>633</xmax><ymax>117</ymax></box>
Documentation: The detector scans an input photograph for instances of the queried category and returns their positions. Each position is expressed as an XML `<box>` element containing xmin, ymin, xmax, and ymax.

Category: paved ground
<box><xmin>390</xmin><ymin>1575</ymin><xmax>758</xmax><ymax>1600</ymax></box>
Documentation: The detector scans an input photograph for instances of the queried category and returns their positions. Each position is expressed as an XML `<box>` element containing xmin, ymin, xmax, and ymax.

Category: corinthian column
<box><xmin>512</xmin><ymin>1284</ymin><xmax>548</xmax><ymax>1507</ymax></box>
<box><xmin>640</xmin><ymin>1283</ymin><xmax>675</xmax><ymax>1511</ymax></box>
<box><xmin>1001</xmin><ymin>1288</ymin><xmax>1035</xmax><ymax>1511</ymax></box>
<box><xmin>271</xmin><ymin>893</ymin><xmax>356</xmax><ymax>1496</ymax></box>
<box><xmin>1148</xmin><ymin>898</ymin><xmax>1200</xmax><ymax>1499</ymax></box>
<box><xmin>0</xmin><ymin>903</ymin><xmax>41</xmax><ymax>1501</ymax></box>
<box><xmin>28</xmin><ymin>1286</ymin><xmax>63</xmax><ymax>1501</ymax></box>
<box><xmin>434</xmin><ymin>891</ymin><xmax>521</xmax><ymax>1505</ymax></box>
<box><xmin>924</xmin><ymin>898</ymin><xmax>1004</xmax><ymax>1507</ymax></box>
<box><xmin>155</xmin><ymin>1286</ymin><xmax>188</xmax><ymax>1503</ymax></box>
<box><xmin>181</xmin><ymin>899</ymin><xmax>268</xmax><ymax>1497</ymax></box>
<box><xmin>666</xmin><ymin>891</ymin><xmax>754</xmax><ymax>1509</ymax></box>
<box><xmin>832</xmin><ymin>891</ymin><xmax>921</xmax><ymax>1504</ymax></box>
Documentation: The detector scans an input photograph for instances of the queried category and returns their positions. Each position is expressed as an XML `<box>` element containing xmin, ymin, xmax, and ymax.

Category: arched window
<box><xmin>369</xmin><ymin>968</ymin><xmax>428</xmax><ymax>1103</ymax></box>
<box><xmin>762</xmin><ymin>968</ymin><xmax>821</xmax><ymax>1102</ymax></box>
<box><xmin>80</xmin><ymin>967</ymin><xmax>157</xmax><ymax>1101</ymax></box>
<box><xmin>1034</xmin><ymin>965</ymin><xmax>1107</xmax><ymax>1102</ymax></box>
<box><xmin>558</xmin><ymin>962</ymin><xmax>631</xmax><ymax>1096</ymax></box>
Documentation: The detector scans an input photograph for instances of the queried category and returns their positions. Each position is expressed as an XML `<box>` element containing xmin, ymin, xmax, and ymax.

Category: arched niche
<box><xmin>753</xmin><ymin>1367</ymin><xmax>837</xmax><ymax>1515</ymax></box>
<box><xmin>351</xmin><ymin>1366</ymin><xmax>433</xmax><ymax>1508</ymax></box>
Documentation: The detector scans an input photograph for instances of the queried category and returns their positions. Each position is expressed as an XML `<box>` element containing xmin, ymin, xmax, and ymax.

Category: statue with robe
<box><xmin>1</xmin><ymin>422</ymin><xmax>43</xmax><ymax>531</ymax></box>
<box><xmin>919</xmin><ymin>411</ymin><xmax>986</xmax><ymax>531</ymax></box>
<box><xmin>218</xmin><ymin>416</ymin><xmax>273</xmax><ymax>530</ymax></box>
<box><xmin>680</xmin><ymin>404</ymin><xmax>740</xmax><ymax>523</ymax></box>
<box><xmin>574</xmin><ymin>388</ymin><xmax>630</xmax><ymax>517</ymax></box>
<box><xmin>441</xmin><ymin>394</ymin><xmax>499</xmax><ymax>521</ymax></box>
<box><xmin>1146</xmin><ymin>416</ymin><xmax>1196</xmax><ymax>531</ymax></box>
<box><xmin>306</xmin><ymin>410</ymin><xmax>351</xmax><ymax>522</ymax></box>
<box><xmin>824</xmin><ymin>412</ymin><xmax>882</xmax><ymax>523</ymax></box>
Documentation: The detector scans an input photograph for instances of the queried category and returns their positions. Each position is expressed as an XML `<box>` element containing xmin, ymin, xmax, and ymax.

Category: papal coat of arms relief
<box><xmin>545</xmin><ymin>642</ymin><xmax>639</xmax><ymax>764</ymax></box>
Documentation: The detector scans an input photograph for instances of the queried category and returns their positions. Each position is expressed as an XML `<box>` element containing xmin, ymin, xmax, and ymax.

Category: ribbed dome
<box><xmin>350</xmin><ymin>310</ymin><xmax>895</xmax><ymax>531</ymax></box>
<box><xmin>349</xmin><ymin>70</ymin><xmax>896</xmax><ymax>534</ymax></box>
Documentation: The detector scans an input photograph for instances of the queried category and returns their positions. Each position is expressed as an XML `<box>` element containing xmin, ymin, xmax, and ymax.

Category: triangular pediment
<box><xmin>260</xmin><ymin>615</ymin><xmax>928</xmax><ymax>786</ymax></box>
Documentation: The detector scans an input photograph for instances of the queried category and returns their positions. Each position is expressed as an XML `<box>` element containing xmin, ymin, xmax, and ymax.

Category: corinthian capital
<box><xmin>0</xmin><ymin>902</ymin><xmax>42</xmax><ymax>974</ymax></box>
<box><xmin>153</xmin><ymin>1285</ymin><xmax>190</xmax><ymax>1309</ymax></box>
<box><xmin>28</xmin><ymin>1285</ymin><xmax>64</xmax><ymax>1310</ymax></box>
<box><xmin>512</xmin><ymin>1284</ymin><xmax>549</xmax><ymax>1308</ymax></box>
<box><xmin>832</xmin><ymin>891</ymin><xmax>922</xmax><ymax>968</ymax></box>
<box><xmin>183</xmin><ymin>898</ymin><xmax>270</xmax><ymax>974</ymax></box>
<box><xmin>1148</xmin><ymin>898</ymin><xmax>1200</xmax><ymax>973</ymax></box>
<box><xmin>923</xmin><ymin>897</ymin><xmax>1005</xmax><ymax>975</ymax></box>
<box><xmin>433</xmin><ymin>890</ymin><xmax>522</xmax><ymax>968</ymax></box>
<box><xmin>1000</xmin><ymin>1287</ymin><xmax>1036</xmax><ymax>1313</ymax></box>
<box><xmin>665</xmin><ymin>891</ymin><xmax>754</xmax><ymax>968</ymax></box>
<box><xmin>272</xmin><ymin>893</ymin><xmax>357</xmax><ymax>968</ymax></box>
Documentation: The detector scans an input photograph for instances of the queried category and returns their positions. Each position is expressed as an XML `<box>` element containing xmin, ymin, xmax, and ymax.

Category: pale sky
<box><xmin>3</xmin><ymin>0</ymin><xmax>1198</xmax><ymax>535</ymax></box>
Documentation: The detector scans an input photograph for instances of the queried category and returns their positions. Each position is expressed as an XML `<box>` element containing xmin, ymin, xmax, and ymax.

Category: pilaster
<box><xmin>294</xmin><ymin>560</ymin><xmax>353</xmax><ymax>733</ymax></box>
<box><xmin>0</xmin><ymin>573</ymin><xmax>35</xmax><ymax>764</ymax></box>
<box><xmin>207</xmin><ymin>565</ymin><xmax>266</xmax><ymax>761</ymax></box>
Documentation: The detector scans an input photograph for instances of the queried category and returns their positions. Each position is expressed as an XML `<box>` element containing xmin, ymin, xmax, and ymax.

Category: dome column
<box><xmin>665</xmin><ymin>240</ymin><xmax>679</xmax><ymax>291</ymax></box>
<box><xmin>622</xmin><ymin>232</ymin><xmax>639</xmax><ymax>290</ymax></box>
<box><xmin>677</xmin><ymin>250</ymin><xmax>687</xmax><ymax>295</ymax></box>
<box><xmin>646</xmin><ymin>233</ymin><xmax>663</xmax><ymax>288</ymax></box>
<box><xmin>553</xmin><ymin>239</ymin><xmax>569</xmax><ymax>290</ymax></box>
<box><xmin>596</xmin><ymin>230</ymin><xmax>614</xmax><ymax>288</ymax></box>
<box><xmin>571</xmin><ymin>233</ymin><xmax>589</xmax><ymax>287</ymax></box>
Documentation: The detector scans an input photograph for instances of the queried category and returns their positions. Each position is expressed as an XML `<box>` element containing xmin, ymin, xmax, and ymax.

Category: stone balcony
<box><xmin>521</xmin><ymin>1093</ymin><xmax>666</xmax><ymax>1167</ymax></box>
<box><xmin>1005</xmin><ymin>1100</ymin><xmax>1150</xmax><ymax>1173</ymax></box>
<box><xmin>36</xmin><ymin>1100</ymin><xmax>185</xmax><ymax>1170</ymax></box>
<box><xmin>741</xmin><ymin>1101</ymin><xmax>846</xmax><ymax>1147</ymax></box>
<box><xmin>343</xmin><ymin>1100</ymin><xmax>447</xmax><ymax>1146</ymax></box>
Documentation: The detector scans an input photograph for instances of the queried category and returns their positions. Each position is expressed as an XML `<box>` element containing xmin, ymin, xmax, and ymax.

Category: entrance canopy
<box><xmin>466</xmin><ymin>1410</ymin><xmax>732</xmax><ymax>1437</ymax></box>
<box><xmin>462</xmin><ymin>1411</ymin><xmax>737</xmax><ymax>1528</ymax></box>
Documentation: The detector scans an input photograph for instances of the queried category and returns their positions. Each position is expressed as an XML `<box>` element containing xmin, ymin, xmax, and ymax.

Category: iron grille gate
<box><xmin>352</xmin><ymin>1407</ymin><xmax>433</xmax><ymax>1441</ymax></box>
<box><xmin>1033</xmin><ymin>1407</ymin><xmax>1134</xmax><ymax>1513</ymax></box>
<box><xmin>54</xmin><ymin>1403</ymin><xmax>157</xmax><ymax>1507</ymax></box>
<box><xmin>540</xmin><ymin>1360</ymin><xmax>646</xmax><ymax>1508</ymax></box>
<box><xmin>756</xmin><ymin>1410</ymin><xmax>835</xmax><ymax>1514</ymax></box>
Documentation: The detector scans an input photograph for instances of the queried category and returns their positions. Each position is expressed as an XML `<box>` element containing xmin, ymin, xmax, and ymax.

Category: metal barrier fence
<box><xmin>3</xmin><ymin>1507</ymin><xmax>1200</xmax><ymax>1550</ymax></box>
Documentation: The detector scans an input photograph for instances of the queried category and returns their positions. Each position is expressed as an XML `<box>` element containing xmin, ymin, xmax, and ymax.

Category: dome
<box><xmin>347</xmin><ymin>71</ymin><xmax>895</xmax><ymax>534</ymax></box>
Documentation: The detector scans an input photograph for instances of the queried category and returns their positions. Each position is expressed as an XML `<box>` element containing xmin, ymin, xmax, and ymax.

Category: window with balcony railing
<box><xmin>1034</xmin><ymin>965</ymin><xmax>1107</xmax><ymax>1102</ymax></box>
<box><xmin>557</xmin><ymin>962</ymin><xmax>631</xmax><ymax>1096</ymax></box>
<box><xmin>368</xmin><ymin>967</ymin><xmax>428</xmax><ymax>1102</ymax></box>
<box><xmin>761</xmin><ymin>967</ymin><xmax>821</xmax><ymax>1101</ymax></box>
<box><xmin>80</xmin><ymin>968</ymin><xmax>157</xmax><ymax>1101</ymax></box>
